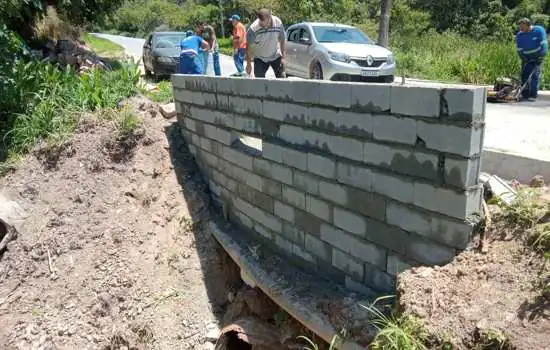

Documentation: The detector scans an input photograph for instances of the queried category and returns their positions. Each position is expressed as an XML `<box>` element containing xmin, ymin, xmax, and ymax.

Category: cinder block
<box><xmin>285</xmin><ymin>103</ymin><xmax>308</xmax><ymax>124</ymax></box>
<box><xmin>350</xmin><ymin>83</ymin><xmax>391</xmax><ymax>112</ymax></box>
<box><xmin>253</xmin><ymin>158</ymin><xmax>293</xmax><ymax>185</ymax></box>
<box><xmin>407</xmin><ymin>235</ymin><xmax>456</xmax><ymax>265</ymax></box>
<box><xmin>293</xmin><ymin>170</ymin><xmax>320</xmax><ymax>195</ymax></box>
<box><xmin>391</xmin><ymin>85</ymin><xmax>440</xmax><ymax>118</ymax></box>
<box><xmin>413</xmin><ymin>182</ymin><xmax>483</xmax><ymax>220</ymax></box>
<box><xmin>262</xmin><ymin>142</ymin><xmax>307</xmax><ymax>171</ymax></box>
<box><xmin>237</xmin><ymin>184</ymin><xmax>274</xmax><ymax>213</ymax></box>
<box><xmin>231</xmin><ymin>167</ymin><xmax>266</xmax><ymax>193</ymax></box>
<box><xmin>294</xmin><ymin>209</ymin><xmax>324</xmax><ymax>235</ymax></box>
<box><xmin>373</xmin><ymin>115</ymin><xmax>417</xmax><ymax>145</ymax></box>
<box><xmin>371</xmin><ymin>170</ymin><xmax>414</xmax><ymax>203</ymax></box>
<box><xmin>263</xmin><ymin>100</ymin><xmax>287</xmax><ymax>121</ymax></box>
<box><xmin>214</xmin><ymin>77</ymin><xmax>233</xmax><ymax>94</ymax></box>
<box><xmin>174</xmin><ymin>89</ymin><xmax>194</xmax><ymax>103</ymax></box>
<box><xmin>293</xmin><ymin>244</ymin><xmax>316</xmax><ymax>263</ymax></box>
<box><xmin>234</xmin><ymin>198</ymin><xmax>282</xmax><ymax>233</ymax></box>
<box><xmin>202</xmin><ymin>151</ymin><xmax>219</xmax><ymax>169</ymax></box>
<box><xmin>188</xmin><ymin>144</ymin><xmax>197</xmax><ymax>157</ymax></box>
<box><xmin>282</xmin><ymin>223</ymin><xmax>305</xmax><ymax>245</ymax></box>
<box><xmin>336</xmin><ymin>161</ymin><xmax>372</xmax><ymax>191</ymax></box>
<box><xmin>318</xmin><ymin>81</ymin><xmax>352</xmax><ymax>108</ymax></box>
<box><xmin>233</xmin><ymin>115</ymin><xmax>261</xmax><ymax>134</ymax></box>
<box><xmin>307</xmin><ymin>153</ymin><xmax>336</xmax><ymax>179</ymax></box>
<box><xmin>229</xmin><ymin>96</ymin><xmax>263</xmax><ymax>116</ymax></box>
<box><xmin>417</xmin><ymin>121</ymin><xmax>484</xmax><ymax>157</ymax></box>
<box><xmin>290</xmin><ymin>80</ymin><xmax>321</xmax><ymax>104</ymax></box>
<box><xmin>321</xmin><ymin>224</ymin><xmax>386</xmax><ymax>268</ymax></box>
<box><xmin>386</xmin><ymin>254</ymin><xmax>413</xmax><ymax>276</ymax></box>
<box><xmin>328</xmin><ymin>135</ymin><xmax>363</xmax><ymax>162</ymax></box>
<box><xmin>222</xmin><ymin>146</ymin><xmax>254</xmax><ymax>170</ymax></box>
<box><xmin>364</xmin><ymin>218</ymin><xmax>410</xmax><ymax>255</ymax></box>
<box><xmin>184</xmin><ymin>118</ymin><xmax>197</xmax><ymax>132</ymax></box>
<box><xmin>319</xmin><ymin>181</ymin><xmax>348</xmax><ymax>206</ymax></box>
<box><xmin>262</xmin><ymin>177</ymin><xmax>282</xmax><ymax>199</ymax></box>
<box><xmin>279</xmin><ymin>125</ymin><xmax>327</xmax><ymax>147</ymax></box>
<box><xmin>307</xmin><ymin>107</ymin><xmax>338</xmax><ymax>129</ymax></box>
<box><xmin>332</xmin><ymin>249</ymin><xmax>364</xmax><ymax>281</ymax></box>
<box><xmin>282</xmin><ymin>186</ymin><xmax>306</xmax><ymax>209</ymax></box>
<box><xmin>305</xmin><ymin>195</ymin><xmax>331</xmax><ymax>222</ymax></box>
<box><xmin>444</xmin><ymin>156</ymin><xmax>481</xmax><ymax>188</ymax></box>
<box><xmin>386</xmin><ymin>201</ymin><xmax>475</xmax><ymax>249</ymax></box>
<box><xmin>265</xmin><ymin>79</ymin><xmax>290</xmax><ymax>100</ymax></box>
<box><xmin>442</xmin><ymin>86</ymin><xmax>486</xmax><ymax>121</ymax></box>
<box><xmin>337</xmin><ymin>110</ymin><xmax>373</xmax><ymax>137</ymax></box>
<box><xmin>255</xmin><ymin>222</ymin><xmax>274</xmax><ymax>240</ymax></box>
<box><xmin>345</xmin><ymin>276</ymin><xmax>376</xmax><ymax>296</ymax></box>
<box><xmin>209</xmin><ymin>180</ymin><xmax>221</xmax><ymax>196</ymax></box>
<box><xmin>234</xmin><ymin>78</ymin><xmax>268</xmax><ymax>98</ymax></box>
<box><xmin>274</xmin><ymin>200</ymin><xmax>296</xmax><ymax>222</ymax></box>
<box><xmin>364</xmin><ymin>263</ymin><xmax>395</xmax><ymax>293</ymax></box>
<box><xmin>204</xmin><ymin>124</ymin><xmax>232</xmax><ymax>145</ymax></box>
<box><xmin>346</xmin><ymin>188</ymin><xmax>386</xmax><ymax>221</ymax></box>
<box><xmin>275</xmin><ymin>235</ymin><xmax>293</xmax><ymax>254</ymax></box>
<box><xmin>363</xmin><ymin>141</ymin><xmax>439</xmax><ymax>181</ymax></box>
<box><xmin>333</xmin><ymin>207</ymin><xmax>367</xmax><ymax>236</ymax></box>
<box><xmin>305</xmin><ymin>234</ymin><xmax>332</xmax><ymax>262</ymax></box>
<box><xmin>235</xmin><ymin>210</ymin><xmax>254</xmax><ymax>229</ymax></box>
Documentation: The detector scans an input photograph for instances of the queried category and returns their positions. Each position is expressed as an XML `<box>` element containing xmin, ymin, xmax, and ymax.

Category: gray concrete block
<box><xmin>407</xmin><ymin>235</ymin><xmax>456</xmax><ymax>265</ymax></box>
<box><xmin>386</xmin><ymin>201</ymin><xmax>475</xmax><ymax>249</ymax></box>
<box><xmin>294</xmin><ymin>209</ymin><xmax>323</xmax><ymax>236</ymax></box>
<box><xmin>413</xmin><ymin>182</ymin><xmax>483</xmax><ymax>220</ymax></box>
<box><xmin>386</xmin><ymin>254</ymin><xmax>414</xmax><ymax>276</ymax></box>
<box><xmin>202</xmin><ymin>152</ymin><xmax>219</xmax><ymax>169</ymax></box>
<box><xmin>229</xmin><ymin>96</ymin><xmax>263</xmax><ymax>116</ymax></box>
<box><xmin>184</xmin><ymin>118</ymin><xmax>197</xmax><ymax>133</ymax></box>
<box><xmin>233</xmin><ymin>115</ymin><xmax>262</xmax><ymax>134</ymax></box>
<box><xmin>391</xmin><ymin>85</ymin><xmax>440</xmax><ymax>118</ymax></box>
<box><xmin>274</xmin><ymin>200</ymin><xmax>295</xmax><ymax>222</ymax></box>
<box><xmin>319</xmin><ymin>181</ymin><xmax>348</xmax><ymax>206</ymax></box>
<box><xmin>237</xmin><ymin>184</ymin><xmax>274</xmax><ymax>213</ymax></box>
<box><xmin>417</xmin><ymin>121</ymin><xmax>484</xmax><ymax>157</ymax></box>
<box><xmin>285</xmin><ymin>103</ymin><xmax>308</xmax><ymax>124</ymax></box>
<box><xmin>307</xmin><ymin>153</ymin><xmax>336</xmax><ymax>179</ymax></box>
<box><xmin>337</xmin><ymin>110</ymin><xmax>373</xmax><ymax>136</ymax></box>
<box><xmin>191</xmin><ymin>133</ymin><xmax>200</xmax><ymax>146</ymax></box>
<box><xmin>345</xmin><ymin>276</ymin><xmax>376</xmax><ymax>296</ymax></box>
<box><xmin>262</xmin><ymin>177</ymin><xmax>282</xmax><ymax>199</ymax></box>
<box><xmin>293</xmin><ymin>244</ymin><xmax>317</xmax><ymax>264</ymax></box>
<box><xmin>253</xmin><ymin>158</ymin><xmax>293</xmax><ymax>185</ymax></box>
<box><xmin>346</xmin><ymin>188</ymin><xmax>387</xmax><ymax>221</ymax></box>
<box><xmin>262</xmin><ymin>142</ymin><xmax>307</xmax><ymax>171</ymax></box>
<box><xmin>305</xmin><ymin>234</ymin><xmax>332</xmax><ymax>262</ymax></box>
<box><xmin>217</xmin><ymin>94</ymin><xmax>231</xmax><ymax>110</ymax></box>
<box><xmin>234</xmin><ymin>198</ymin><xmax>282</xmax><ymax>233</ymax></box>
<box><xmin>293</xmin><ymin>170</ymin><xmax>320</xmax><ymax>195</ymax></box>
<box><xmin>290</xmin><ymin>80</ymin><xmax>321</xmax><ymax>104</ymax></box>
<box><xmin>307</xmin><ymin>107</ymin><xmax>336</xmax><ymax>129</ymax></box>
<box><xmin>364</xmin><ymin>263</ymin><xmax>395</xmax><ymax>293</ymax></box>
<box><xmin>320</xmin><ymin>224</ymin><xmax>386</xmax><ymax>268</ymax></box>
<box><xmin>445</xmin><ymin>156</ymin><xmax>481</xmax><ymax>188</ymax></box>
<box><xmin>174</xmin><ymin>89</ymin><xmax>194</xmax><ymax>103</ymax></box>
<box><xmin>305</xmin><ymin>195</ymin><xmax>331</xmax><ymax>222</ymax></box>
<box><xmin>265</xmin><ymin>79</ymin><xmax>290</xmax><ymax>100</ymax></box>
<box><xmin>188</xmin><ymin>144</ymin><xmax>197</xmax><ymax>157</ymax></box>
<box><xmin>319</xmin><ymin>81</ymin><xmax>352</xmax><ymax>108</ymax></box>
<box><xmin>329</xmin><ymin>135</ymin><xmax>363</xmax><ymax>162</ymax></box>
<box><xmin>332</xmin><ymin>249</ymin><xmax>364</xmax><ymax>281</ymax></box>
<box><xmin>363</xmin><ymin>141</ymin><xmax>439</xmax><ymax>180</ymax></box>
<box><xmin>205</xmin><ymin>124</ymin><xmax>233</xmax><ymax>145</ymax></box>
<box><xmin>175</xmin><ymin>101</ymin><xmax>183</xmax><ymax>114</ymax></box>
<box><xmin>282</xmin><ymin>223</ymin><xmax>305</xmax><ymax>246</ymax></box>
<box><xmin>263</xmin><ymin>100</ymin><xmax>286</xmax><ymax>121</ymax></box>
<box><xmin>371</xmin><ymin>170</ymin><xmax>414</xmax><ymax>203</ymax></box>
<box><xmin>233</xmin><ymin>78</ymin><xmax>268</xmax><ymax>98</ymax></box>
<box><xmin>254</xmin><ymin>222</ymin><xmax>274</xmax><ymax>240</ymax></box>
<box><xmin>275</xmin><ymin>234</ymin><xmax>294</xmax><ymax>254</ymax></box>
<box><xmin>209</xmin><ymin>180</ymin><xmax>221</xmax><ymax>196</ymax></box>
<box><xmin>364</xmin><ymin>218</ymin><xmax>410</xmax><ymax>255</ymax></box>
<box><xmin>202</xmin><ymin>92</ymin><xmax>217</xmax><ymax>108</ymax></box>
<box><xmin>336</xmin><ymin>161</ymin><xmax>372</xmax><ymax>191</ymax></box>
<box><xmin>373</xmin><ymin>115</ymin><xmax>417</xmax><ymax>145</ymax></box>
<box><xmin>350</xmin><ymin>83</ymin><xmax>391</xmax><ymax>112</ymax></box>
<box><xmin>282</xmin><ymin>186</ymin><xmax>306</xmax><ymax>209</ymax></box>
<box><xmin>442</xmin><ymin>86</ymin><xmax>486</xmax><ymax>121</ymax></box>
<box><xmin>222</xmin><ymin>146</ymin><xmax>254</xmax><ymax>170</ymax></box>
<box><xmin>214</xmin><ymin>77</ymin><xmax>233</xmax><ymax>94</ymax></box>
<box><xmin>333</xmin><ymin>207</ymin><xmax>367</xmax><ymax>236</ymax></box>
<box><xmin>235</xmin><ymin>210</ymin><xmax>254</xmax><ymax>229</ymax></box>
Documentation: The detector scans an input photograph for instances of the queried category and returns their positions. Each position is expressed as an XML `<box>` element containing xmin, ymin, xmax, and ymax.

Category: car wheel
<box><xmin>383</xmin><ymin>75</ymin><xmax>395</xmax><ymax>83</ymax></box>
<box><xmin>312</xmin><ymin>62</ymin><xmax>323</xmax><ymax>80</ymax></box>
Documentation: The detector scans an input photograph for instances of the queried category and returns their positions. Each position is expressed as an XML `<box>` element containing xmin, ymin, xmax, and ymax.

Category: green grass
<box><xmin>218</xmin><ymin>37</ymin><xmax>233</xmax><ymax>56</ymax></box>
<box><xmin>141</xmin><ymin>80</ymin><xmax>173</xmax><ymax>103</ymax></box>
<box><xmin>84</xmin><ymin>33</ymin><xmax>125</xmax><ymax>57</ymax></box>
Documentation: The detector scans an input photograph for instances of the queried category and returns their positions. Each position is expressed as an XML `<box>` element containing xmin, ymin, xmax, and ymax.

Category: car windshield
<box><xmin>312</xmin><ymin>26</ymin><xmax>373</xmax><ymax>44</ymax></box>
<box><xmin>154</xmin><ymin>34</ymin><xmax>186</xmax><ymax>48</ymax></box>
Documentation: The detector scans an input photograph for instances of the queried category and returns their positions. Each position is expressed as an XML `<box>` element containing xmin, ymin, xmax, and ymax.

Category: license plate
<box><xmin>361</xmin><ymin>70</ymin><xmax>379</xmax><ymax>77</ymax></box>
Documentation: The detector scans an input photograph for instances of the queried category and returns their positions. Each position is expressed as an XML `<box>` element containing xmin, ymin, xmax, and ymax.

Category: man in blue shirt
<box><xmin>516</xmin><ymin>18</ymin><xmax>548</xmax><ymax>100</ymax></box>
<box><xmin>179</xmin><ymin>30</ymin><xmax>209</xmax><ymax>75</ymax></box>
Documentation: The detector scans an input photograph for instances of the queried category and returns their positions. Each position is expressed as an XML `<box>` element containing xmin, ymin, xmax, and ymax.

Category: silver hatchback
<box><xmin>285</xmin><ymin>22</ymin><xmax>396</xmax><ymax>83</ymax></box>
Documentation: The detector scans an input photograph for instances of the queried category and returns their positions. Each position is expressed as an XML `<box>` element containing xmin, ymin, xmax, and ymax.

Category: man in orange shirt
<box><xmin>229</xmin><ymin>14</ymin><xmax>247</xmax><ymax>76</ymax></box>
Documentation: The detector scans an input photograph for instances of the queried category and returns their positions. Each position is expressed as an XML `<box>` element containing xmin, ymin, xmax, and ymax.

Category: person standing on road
<box><xmin>516</xmin><ymin>18</ymin><xmax>547</xmax><ymax>101</ymax></box>
<box><xmin>179</xmin><ymin>30</ymin><xmax>210</xmax><ymax>75</ymax></box>
<box><xmin>245</xmin><ymin>8</ymin><xmax>286</xmax><ymax>78</ymax></box>
<box><xmin>197</xmin><ymin>22</ymin><xmax>221</xmax><ymax>76</ymax></box>
<box><xmin>229</xmin><ymin>14</ymin><xmax>247</xmax><ymax>76</ymax></box>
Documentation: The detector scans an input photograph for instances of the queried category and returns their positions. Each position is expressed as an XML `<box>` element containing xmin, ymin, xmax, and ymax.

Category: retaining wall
<box><xmin>172</xmin><ymin>75</ymin><xmax>486</xmax><ymax>294</ymax></box>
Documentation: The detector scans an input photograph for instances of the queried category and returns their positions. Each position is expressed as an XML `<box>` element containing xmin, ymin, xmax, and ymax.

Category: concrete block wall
<box><xmin>172</xmin><ymin>75</ymin><xmax>486</xmax><ymax>294</ymax></box>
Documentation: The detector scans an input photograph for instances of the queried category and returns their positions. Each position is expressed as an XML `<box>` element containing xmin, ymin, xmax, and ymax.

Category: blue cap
<box><xmin>185</xmin><ymin>30</ymin><xmax>194</xmax><ymax>37</ymax></box>
<box><xmin>229</xmin><ymin>14</ymin><xmax>240</xmax><ymax>21</ymax></box>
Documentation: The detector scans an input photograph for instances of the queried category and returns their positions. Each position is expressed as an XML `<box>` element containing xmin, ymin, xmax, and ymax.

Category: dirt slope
<box><xmin>0</xmin><ymin>98</ymin><xmax>238</xmax><ymax>350</ymax></box>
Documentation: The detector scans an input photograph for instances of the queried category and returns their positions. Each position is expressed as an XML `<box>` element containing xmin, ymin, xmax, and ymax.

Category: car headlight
<box><xmin>157</xmin><ymin>56</ymin><xmax>174</xmax><ymax>64</ymax></box>
<box><xmin>387</xmin><ymin>54</ymin><xmax>395</xmax><ymax>64</ymax></box>
<box><xmin>329</xmin><ymin>51</ymin><xmax>350</xmax><ymax>63</ymax></box>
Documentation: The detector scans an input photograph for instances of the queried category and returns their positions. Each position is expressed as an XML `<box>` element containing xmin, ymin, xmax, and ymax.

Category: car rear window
<box><xmin>312</xmin><ymin>27</ymin><xmax>373</xmax><ymax>44</ymax></box>
<box><xmin>155</xmin><ymin>34</ymin><xmax>186</xmax><ymax>48</ymax></box>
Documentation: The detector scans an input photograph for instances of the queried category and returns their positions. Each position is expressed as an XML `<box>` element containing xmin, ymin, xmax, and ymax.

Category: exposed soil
<box><xmin>398</xmin><ymin>203</ymin><xmax>550</xmax><ymax>350</ymax></box>
<box><xmin>0</xmin><ymin>97</ymin><xmax>242</xmax><ymax>350</ymax></box>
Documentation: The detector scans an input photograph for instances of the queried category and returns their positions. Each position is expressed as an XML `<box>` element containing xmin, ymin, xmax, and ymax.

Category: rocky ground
<box><xmin>0</xmin><ymin>97</ymin><xmax>243</xmax><ymax>350</ymax></box>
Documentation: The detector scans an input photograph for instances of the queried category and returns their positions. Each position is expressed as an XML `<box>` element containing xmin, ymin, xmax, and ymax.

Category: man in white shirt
<box><xmin>245</xmin><ymin>8</ymin><xmax>286</xmax><ymax>78</ymax></box>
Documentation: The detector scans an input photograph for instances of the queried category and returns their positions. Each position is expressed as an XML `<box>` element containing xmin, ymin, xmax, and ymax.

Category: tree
<box><xmin>378</xmin><ymin>0</ymin><xmax>393</xmax><ymax>47</ymax></box>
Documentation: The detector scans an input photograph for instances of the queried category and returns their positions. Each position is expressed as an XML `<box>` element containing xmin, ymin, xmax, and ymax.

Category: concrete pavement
<box><xmin>95</xmin><ymin>33</ymin><xmax>550</xmax><ymax>181</ymax></box>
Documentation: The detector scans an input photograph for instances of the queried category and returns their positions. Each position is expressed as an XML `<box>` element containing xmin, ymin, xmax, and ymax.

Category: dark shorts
<box><xmin>253</xmin><ymin>57</ymin><xmax>285</xmax><ymax>78</ymax></box>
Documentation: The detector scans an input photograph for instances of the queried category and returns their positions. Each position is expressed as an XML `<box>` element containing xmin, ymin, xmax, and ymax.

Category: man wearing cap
<box><xmin>197</xmin><ymin>22</ymin><xmax>221</xmax><ymax>76</ymax></box>
<box><xmin>245</xmin><ymin>8</ymin><xmax>286</xmax><ymax>78</ymax></box>
<box><xmin>179</xmin><ymin>30</ymin><xmax>210</xmax><ymax>75</ymax></box>
<box><xmin>516</xmin><ymin>18</ymin><xmax>548</xmax><ymax>100</ymax></box>
<box><xmin>229</xmin><ymin>14</ymin><xmax>247</xmax><ymax>76</ymax></box>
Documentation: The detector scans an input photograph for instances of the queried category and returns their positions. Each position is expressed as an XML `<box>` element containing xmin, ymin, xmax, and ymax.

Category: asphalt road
<box><xmin>94</xmin><ymin>33</ymin><xmax>550</xmax><ymax>160</ymax></box>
